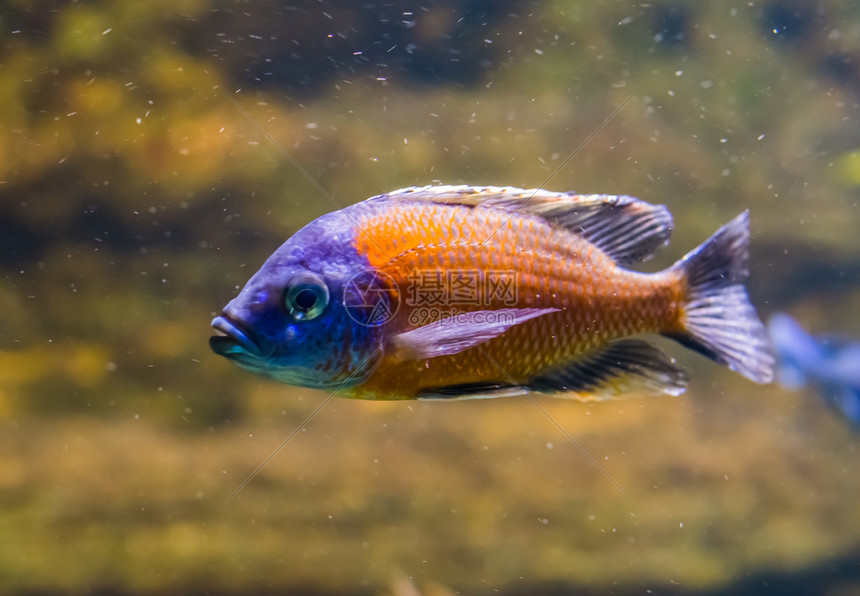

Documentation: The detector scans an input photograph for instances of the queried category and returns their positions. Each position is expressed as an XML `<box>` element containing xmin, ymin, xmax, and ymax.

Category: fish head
<box><xmin>210</xmin><ymin>212</ymin><xmax>386</xmax><ymax>390</ymax></box>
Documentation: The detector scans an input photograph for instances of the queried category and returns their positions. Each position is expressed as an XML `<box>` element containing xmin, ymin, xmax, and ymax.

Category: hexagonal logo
<box><xmin>343</xmin><ymin>270</ymin><xmax>400</xmax><ymax>327</ymax></box>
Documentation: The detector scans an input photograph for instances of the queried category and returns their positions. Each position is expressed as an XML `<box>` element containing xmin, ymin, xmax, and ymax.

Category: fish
<box><xmin>210</xmin><ymin>185</ymin><xmax>774</xmax><ymax>401</ymax></box>
<box><xmin>768</xmin><ymin>313</ymin><xmax>860</xmax><ymax>427</ymax></box>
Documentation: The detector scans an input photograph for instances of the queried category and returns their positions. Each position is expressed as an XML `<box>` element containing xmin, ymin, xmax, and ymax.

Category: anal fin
<box><xmin>415</xmin><ymin>339</ymin><xmax>687</xmax><ymax>402</ymax></box>
<box><xmin>526</xmin><ymin>339</ymin><xmax>689</xmax><ymax>401</ymax></box>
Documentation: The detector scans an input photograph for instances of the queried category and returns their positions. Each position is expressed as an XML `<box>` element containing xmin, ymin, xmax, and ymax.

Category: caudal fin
<box><xmin>668</xmin><ymin>211</ymin><xmax>774</xmax><ymax>383</ymax></box>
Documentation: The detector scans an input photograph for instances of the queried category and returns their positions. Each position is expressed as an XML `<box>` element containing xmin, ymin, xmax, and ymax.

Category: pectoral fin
<box><xmin>391</xmin><ymin>308</ymin><xmax>558</xmax><ymax>361</ymax></box>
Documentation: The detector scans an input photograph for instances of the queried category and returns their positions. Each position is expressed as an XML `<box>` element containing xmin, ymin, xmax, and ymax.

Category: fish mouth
<box><xmin>210</xmin><ymin>314</ymin><xmax>264</xmax><ymax>359</ymax></box>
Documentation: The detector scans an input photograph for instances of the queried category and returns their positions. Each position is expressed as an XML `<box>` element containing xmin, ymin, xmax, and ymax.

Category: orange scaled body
<box><xmin>351</xmin><ymin>199</ymin><xmax>686</xmax><ymax>400</ymax></box>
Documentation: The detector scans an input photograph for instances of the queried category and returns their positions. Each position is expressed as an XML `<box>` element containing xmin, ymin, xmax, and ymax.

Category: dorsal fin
<box><xmin>377</xmin><ymin>185</ymin><xmax>673</xmax><ymax>265</ymax></box>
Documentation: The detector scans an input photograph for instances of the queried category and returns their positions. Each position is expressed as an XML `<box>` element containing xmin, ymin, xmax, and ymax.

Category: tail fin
<box><xmin>668</xmin><ymin>211</ymin><xmax>774</xmax><ymax>383</ymax></box>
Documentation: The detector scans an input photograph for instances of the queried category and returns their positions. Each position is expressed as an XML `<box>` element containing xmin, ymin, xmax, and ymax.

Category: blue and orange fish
<box><xmin>210</xmin><ymin>185</ymin><xmax>774</xmax><ymax>400</ymax></box>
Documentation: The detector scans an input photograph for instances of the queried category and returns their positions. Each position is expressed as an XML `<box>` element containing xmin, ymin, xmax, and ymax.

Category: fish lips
<box><xmin>210</xmin><ymin>314</ymin><xmax>264</xmax><ymax>360</ymax></box>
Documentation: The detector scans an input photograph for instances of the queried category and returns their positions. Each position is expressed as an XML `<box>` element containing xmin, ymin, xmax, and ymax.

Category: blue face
<box><xmin>210</xmin><ymin>211</ymin><xmax>384</xmax><ymax>390</ymax></box>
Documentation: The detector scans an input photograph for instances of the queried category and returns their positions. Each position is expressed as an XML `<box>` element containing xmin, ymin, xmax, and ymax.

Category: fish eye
<box><xmin>284</xmin><ymin>273</ymin><xmax>329</xmax><ymax>321</ymax></box>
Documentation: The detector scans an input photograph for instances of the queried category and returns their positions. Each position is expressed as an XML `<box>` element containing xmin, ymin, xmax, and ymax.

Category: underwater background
<box><xmin>1</xmin><ymin>0</ymin><xmax>859</xmax><ymax>594</ymax></box>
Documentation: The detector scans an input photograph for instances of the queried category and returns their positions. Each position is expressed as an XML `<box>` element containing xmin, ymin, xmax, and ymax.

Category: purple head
<box><xmin>210</xmin><ymin>210</ymin><xmax>385</xmax><ymax>390</ymax></box>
